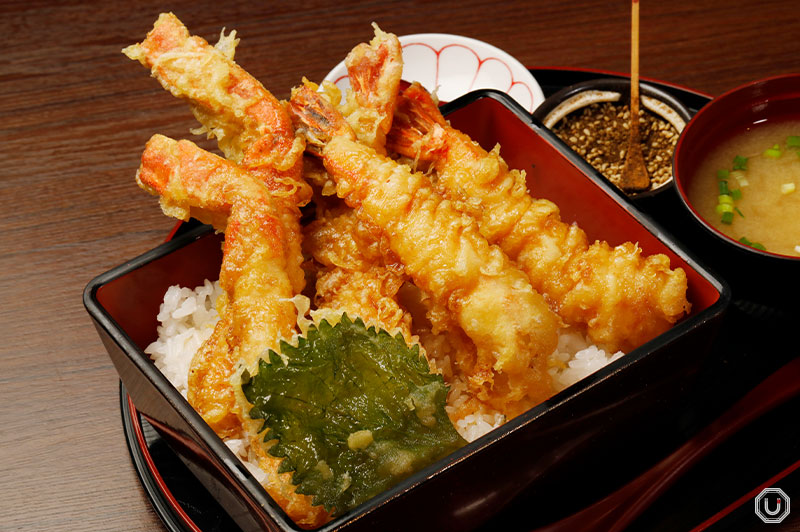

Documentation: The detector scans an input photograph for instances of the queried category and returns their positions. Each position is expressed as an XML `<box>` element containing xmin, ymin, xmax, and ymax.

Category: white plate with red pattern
<box><xmin>324</xmin><ymin>33</ymin><xmax>544</xmax><ymax>113</ymax></box>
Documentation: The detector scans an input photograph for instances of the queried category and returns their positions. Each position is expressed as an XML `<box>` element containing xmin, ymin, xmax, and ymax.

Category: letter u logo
<box><xmin>764</xmin><ymin>498</ymin><xmax>782</xmax><ymax>516</ymax></box>
<box><xmin>755</xmin><ymin>488</ymin><xmax>790</xmax><ymax>523</ymax></box>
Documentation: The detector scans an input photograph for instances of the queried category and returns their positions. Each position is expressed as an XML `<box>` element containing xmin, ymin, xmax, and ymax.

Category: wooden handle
<box><xmin>631</xmin><ymin>0</ymin><xmax>640</xmax><ymax>132</ymax></box>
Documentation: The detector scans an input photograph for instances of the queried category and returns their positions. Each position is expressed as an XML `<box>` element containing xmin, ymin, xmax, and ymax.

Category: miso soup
<box><xmin>687</xmin><ymin>120</ymin><xmax>800</xmax><ymax>256</ymax></box>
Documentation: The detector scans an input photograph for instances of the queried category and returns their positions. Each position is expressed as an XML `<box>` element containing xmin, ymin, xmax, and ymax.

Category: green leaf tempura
<box><xmin>240</xmin><ymin>314</ymin><xmax>466</xmax><ymax>516</ymax></box>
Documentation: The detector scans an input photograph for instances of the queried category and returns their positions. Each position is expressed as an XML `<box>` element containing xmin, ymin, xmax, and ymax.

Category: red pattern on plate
<box><xmin>401</xmin><ymin>41</ymin><xmax>535</xmax><ymax>105</ymax></box>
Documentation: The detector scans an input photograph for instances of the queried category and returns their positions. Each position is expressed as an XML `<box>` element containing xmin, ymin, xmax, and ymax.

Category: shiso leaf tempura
<box><xmin>241</xmin><ymin>314</ymin><xmax>466</xmax><ymax>516</ymax></box>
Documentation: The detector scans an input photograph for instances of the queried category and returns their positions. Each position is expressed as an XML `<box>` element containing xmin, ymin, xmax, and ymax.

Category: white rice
<box><xmin>224</xmin><ymin>437</ymin><xmax>269</xmax><ymax>484</ymax></box>
<box><xmin>145</xmin><ymin>280</ymin><xmax>223</xmax><ymax>397</ymax></box>
<box><xmin>454</xmin><ymin>408</ymin><xmax>505</xmax><ymax>442</ymax></box>
<box><xmin>146</xmin><ymin>280</ymin><xmax>624</xmax><ymax>443</ymax></box>
<box><xmin>548</xmin><ymin>329</ymin><xmax>625</xmax><ymax>392</ymax></box>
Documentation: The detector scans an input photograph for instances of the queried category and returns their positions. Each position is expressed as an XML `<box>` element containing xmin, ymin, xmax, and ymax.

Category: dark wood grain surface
<box><xmin>1</xmin><ymin>1</ymin><xmax>797</xmax><ymax>530</ymax></box>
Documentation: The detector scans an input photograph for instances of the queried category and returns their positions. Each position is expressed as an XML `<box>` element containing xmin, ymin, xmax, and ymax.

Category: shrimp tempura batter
<box><xmin>305</xmin><ymin>204</ymin><xmax>413</xmax><ymax>340</ymax></box>
<box><xmin>387</xmin><ymin>83</ymin><xmax>690</xmax><ymax>352</ymax></box>
<box><xmin>304</xmin><ymin>26</ymin><xmax>415</xmax><ymax>342</ymax></box>
<box><xmin>124</xmin><ymin>12</ymin><xmax>309</xmax><ymax>293</ymax></box>
<box><xmin>291</xmin><ymin>86</ymin><xmax>561</xmax><ymax>418</ymax></box>
<box><xmin>137</xmin><ymin>134</ymin><xmax>329</xmax><ymax>528</ymax></box>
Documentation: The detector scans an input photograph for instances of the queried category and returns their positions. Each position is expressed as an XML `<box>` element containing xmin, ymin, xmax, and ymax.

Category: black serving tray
<box><xmin>118</xmin><ymin>68</ymin><xmax>798</xmax><ymax>532</ymax></box>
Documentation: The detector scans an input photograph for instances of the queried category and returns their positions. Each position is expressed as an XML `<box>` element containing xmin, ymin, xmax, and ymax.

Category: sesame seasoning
<box><xmin>552</xmin><ymin>102</ymin><xmax>680</xmax><ymax>192</ymax></box>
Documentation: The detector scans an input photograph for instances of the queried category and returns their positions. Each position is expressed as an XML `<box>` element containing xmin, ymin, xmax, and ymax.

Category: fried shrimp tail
<box><xmin>137</xmin><ymin>134</ymin><xmax>329</xmax><ymax>528</ymax></box>
<box><xmin>340</xmin><ymin>23</ymin><xmax>403</xmax><ymax>151</ymax></box>
<box><xmin>124</xmin><ymin>12</ymin><xmax>309</xmax><ymax>293</ymax></box>
<box><xmin>387</xmin><ymin>83</ymin><xmax>691</xmax><ymax>352</ymax></box>
<box><xmin>291</xmin><ymin>81</ymin><xmax>356</xmax><ymax>154</ymax></box>
<box><xmin>301</xmin><ymin>26</ymin><xmax>413</xmax><ymax>343</ymax></box>
<box><xmin>290</xmin><ymin>88</ymin><xmax>561</xmax><ymax>418</ymax></box>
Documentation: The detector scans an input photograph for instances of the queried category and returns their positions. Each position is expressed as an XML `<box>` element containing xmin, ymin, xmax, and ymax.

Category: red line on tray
<box><xmin>129</xmin><ymin>395</ymin><xmax>203</xmax><ymax>532</ymax></box>
<box><xmin>689</xmin><ymin>457</ymin><xmax>800</xmax><ymax>531</ymax></box>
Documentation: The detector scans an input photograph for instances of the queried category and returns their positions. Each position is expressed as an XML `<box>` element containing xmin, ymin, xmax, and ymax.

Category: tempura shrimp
<box><xmin>387</xmin><ymin>83</ymin><xmax>690</xmax><ymax>352</ymax></box>
<box><xmin>137</xmin><ymin>135</ymin><xmax>297</xmax><ymax>421</ymax></box>
<box><xmin>290</xmin><ymin>84</ymin><xmax>561</xmax><ymax>418</ymax></box>
<box><xmin>136</xmin><ymin>134</ymin><xmax>330</xmax><ymax>528</ymax></box>
<box><xmin>309</xmin><ymin>32</ymin><xmax>500</xmax><ymax>423</ymax></box>
<box><xmin>305</xmin><ymin>203</ymin><xmax>413</xmax><ymax>338</ymax></box>
<box><xmin>124</xmin><ymin>12</ymin><xmax>309</xmax><ymax>293</ymax></box>
<box><xmin>303</xmin><ymin>27</ymin><xmax>415</xmax><ymax>342</ymax></box>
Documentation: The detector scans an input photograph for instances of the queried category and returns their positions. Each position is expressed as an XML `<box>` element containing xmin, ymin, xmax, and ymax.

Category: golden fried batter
<box><xmin>291</xmin><ymin>85</ymin><xmax>561</xmax><ymax>417</ymax></box>
<box><xmin>315</xmin><ymin>263</ymin><xmax>411</xmax><ymax>337</ymax></box>
<box><xmin>339</xmin><ymin>24</ymin><xmax>403</xmax><ymax>152</ymax></box>
<box><xmin>387</xmin><ymin>83</ymin><xmax>690</xmax><ymax>352</ymax></box>
<box><xmin>124</xmin><ymin>12</ymin><xmax>309</xmax><ymax>293</ymax></box>
<box><xmin>137</xmin><ymin>135</ymin><xmax>328</xmax><ymax>528</ymax></box>
<box><xmin>305</xmin><ymin>201</ymin><xmax>411</xmax><ymax>342</ymax></box>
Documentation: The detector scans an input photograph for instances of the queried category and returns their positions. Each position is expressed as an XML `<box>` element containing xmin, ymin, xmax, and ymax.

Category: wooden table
<box><xmin>1</xmin><ymin>1</ymin><xmax>797</xmax><ymax>530</ymax></box>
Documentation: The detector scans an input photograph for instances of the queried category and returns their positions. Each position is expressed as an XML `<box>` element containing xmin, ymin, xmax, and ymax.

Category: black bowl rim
<box><xmin>672</xmin><ymin>72</ymin><xmax>800</xmax><ymax>263</ymax></box>
<box><xmin>84</xmin><ymin>88</ymin><xmax>731</xmax><ymax>531</ymax></box>
<box><xmin>532</xmin><ymin>77</ymin><xmax>693</xmax><ymax>125</ymax></box>
<box><xmin>531</xmin><ymin>77</ymin><xmax>694</xmax><ymax>199</ymax></box>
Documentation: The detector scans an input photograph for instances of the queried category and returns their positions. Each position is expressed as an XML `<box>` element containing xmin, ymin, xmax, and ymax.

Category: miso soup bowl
<box><xmin>673</xmin><ymin>73</ymin><xmax>800</xmax><ymax>312</ymax></box>
<box><xmin>85</xmin><ymin>90</ymin><xmax>729</xmax><ymax>531</ymax></box>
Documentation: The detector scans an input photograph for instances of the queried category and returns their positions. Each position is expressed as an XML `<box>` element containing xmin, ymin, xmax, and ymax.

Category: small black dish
<box><xmin>533</xmin><ymin>77</ymin><xmax>693</xmax><ymax>199</ymax></box>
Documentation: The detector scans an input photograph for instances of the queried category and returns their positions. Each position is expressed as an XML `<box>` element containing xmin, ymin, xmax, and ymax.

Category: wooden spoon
<box><xmin>619</xmin><ymin>0</ymin><xmax>650</xmax><ymax>192</ymax></box>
